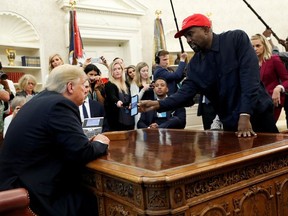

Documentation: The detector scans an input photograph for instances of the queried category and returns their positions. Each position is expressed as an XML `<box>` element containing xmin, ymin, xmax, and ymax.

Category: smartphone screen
<box><xmin>130</xmin><ymin>95</ymin><xmax>138</xmax><ymax>116</ymax></box>
<box><xmin>91</xmin><ymin>57</ymin><xmax>102</xmax><ymax>64</ymax></box>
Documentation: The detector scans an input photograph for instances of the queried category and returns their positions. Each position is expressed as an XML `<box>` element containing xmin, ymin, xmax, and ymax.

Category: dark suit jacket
<box><xmin>137</xmin><ymin>105</ymin><xmax>186</xmax><ymax>129</ymax></box>
<box><xmin>0</xmin><ymin>90</ymin><xmax>108</xmax><ymax>216</ymax></box>
<box><xmin>158</xmin><ymin>30</ymin><xmax>275</xmax><ymax>132</ymax></box>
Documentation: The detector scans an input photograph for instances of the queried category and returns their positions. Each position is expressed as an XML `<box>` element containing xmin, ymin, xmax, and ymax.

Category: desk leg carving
<box><xmin>276</xmin><ymin>178</ymin><xmax>288</xmax><ymax>216</ymax></box>
<box><xmin>108</xmin><ymin>204</ymin><xmax>129</xmax><ymax>216</ymax></box>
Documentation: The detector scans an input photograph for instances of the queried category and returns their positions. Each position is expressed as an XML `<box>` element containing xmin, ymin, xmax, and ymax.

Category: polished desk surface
<box><xmin>86</xmin><ymin>129</ymin><xmax>288</xmax><ymax>183</ymax></box>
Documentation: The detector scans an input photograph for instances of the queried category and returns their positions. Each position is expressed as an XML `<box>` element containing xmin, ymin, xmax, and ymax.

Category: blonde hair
<box><xmin>135</xmin><ymin>62</ymin><xmax>151</xmax><ymax>87</ymax></box>
<box><xmin>109</xmin><ymin>61</ymin><xmax>128</xmax><ymax>93</ymax></box>
<box><xmin>251</xmin><ymin>34</ymin><xmax>272</xmax><ymax>61</ymax></box>
<box><xmin>18</xmin><ymin>74</ymin><xmax>37</xmax><ymax>91</ymax></box>
<box><xmin>48</xmin><ymin>53</ymin><xmax>64</xmax><ymax>72</ymax></box>
<box><xmin>45</xmin><ymin>64</ymin><xmax>86</xmax><ymax>93</ymax></box>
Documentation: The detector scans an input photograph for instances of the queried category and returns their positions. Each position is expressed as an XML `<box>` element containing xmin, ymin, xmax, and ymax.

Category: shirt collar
<box><xmin>210</xmin><ymin>33</ymin><xmax>220</xmax><ymax>52</ymax></box>
<box><xmin>84</xmin><ymin>97</ymin><xmax>89</xmax><ymax>103</ymax></box>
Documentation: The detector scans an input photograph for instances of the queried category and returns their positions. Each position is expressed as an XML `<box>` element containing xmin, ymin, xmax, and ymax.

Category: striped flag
<box><xmin>69</xmin><ymin>9</ymin><xmax>84</xmax><ymax>65</ymax></box>
<box><xmin>154</xmin><ymin>16</ymin><xmax>167</xmax><ymax>56</ymax></box>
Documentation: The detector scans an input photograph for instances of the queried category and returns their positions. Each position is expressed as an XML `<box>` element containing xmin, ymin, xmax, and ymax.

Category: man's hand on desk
<box><xmin>138</xmin><ymin>100</ymin><xmax>160</xmax><ymax>112</ymax></box>
<box><xmin>91</xmin><ymin>134</ymin><xmax>110</xmax><ymax>146</ymax></box>
<box><xmin>236</xmin><ymin>115</ymin><xmax>257</xmax><ymax>138</ymax></box>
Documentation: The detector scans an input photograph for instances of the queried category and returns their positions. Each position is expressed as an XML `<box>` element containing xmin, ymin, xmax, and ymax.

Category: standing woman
<box><xmin>16</xmin><ymin>74</ymin><xmax>38</xmax><ymax>98</ymax></box>
<box><xmin>130</xmin><ymin>62</ymin><xmax>152</xmax><ymax>100</ymax></box>
<box><xmin>251</xmin><ymin>34</ymin><xmax>288</xmax><ymax>122</ymax></box>
<box><xmin>130</xmin><ymin>62</ymin><xmax>154</xmax><ymax>127</ymax></box>
<box><xmin>48</xmin><ymin>53</ymin><xmax>64</xmax><ymax>72</ymax></box>
<box><xmin>126</xmin><ymin>65</ymin><xmax>136</xmax><ymax>84</ymax></box>
<box><xmin>104</xmin><ymin>61</ymin><xmax>134</xmax><ymax>131</ymax></box>
<box><xmin>84</xmin><ymin>64</ymin><xmax>105</xmax><ymax>104</ymax></box>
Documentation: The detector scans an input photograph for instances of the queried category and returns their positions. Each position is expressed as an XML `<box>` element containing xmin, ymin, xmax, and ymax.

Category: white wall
<box><xmin>1</xmin><ymin>0</ymin><xmax>288</xmax><ymax>81</ymax></box>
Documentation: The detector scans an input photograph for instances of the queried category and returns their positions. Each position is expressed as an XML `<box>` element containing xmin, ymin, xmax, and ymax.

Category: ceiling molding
<box><xmin>57</xmin><ymin>0</ymin><xmax>148</xmax><ymax>16</ymax></box>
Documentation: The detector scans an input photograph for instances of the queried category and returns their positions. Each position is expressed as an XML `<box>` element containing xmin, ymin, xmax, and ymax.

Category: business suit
<box><xmin>137</xmin><ymin>107</ymin><xmax>186</xmax><ymax>129</ymax></box>
<box><xmin>0</xmin><ymin>90</ymin><xmax>108</xmax><ymax>216</ymax></box>
<box><xmin>260</xmin><ymin>55</ymin><xmax>288</xmax><ymax>121</ymax></box>
<box><xmin>81</xmin><ymin>98</ymin><xmax>109</xmax><ymax>132</ymax></box>
<box><xmin>159</xmin><ymin>30</ymin><xmax>278</xmax><ymax>133</ymax></box>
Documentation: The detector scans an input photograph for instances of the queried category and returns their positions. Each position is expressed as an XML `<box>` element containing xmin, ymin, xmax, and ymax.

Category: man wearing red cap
<box><xmin>139</xmin><ymin>13</ymin><xmax>278</xmax><ymax>137</ymax></box>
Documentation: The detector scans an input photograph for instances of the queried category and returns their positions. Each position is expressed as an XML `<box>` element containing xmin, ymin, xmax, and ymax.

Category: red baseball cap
<box><xmin>174</xmin><ymin>14</ymin><xmax>211</xmax><ymax>38</ymax></box>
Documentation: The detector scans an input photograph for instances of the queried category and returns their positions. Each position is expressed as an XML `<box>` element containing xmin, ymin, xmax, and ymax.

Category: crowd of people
<box><xmin>0</xmin><ymin>12</ymin><xmax>288</xmax><ymax>215</ymax></box>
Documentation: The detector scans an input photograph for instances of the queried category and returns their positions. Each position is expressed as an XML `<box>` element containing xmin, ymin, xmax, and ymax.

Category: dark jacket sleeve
<box><xmin>137</xmin><ymin>112</ymin><xmax>152</xmax><ymax>128</ymax></box>
<box><xmin>48</xmin><ymin>100</ymin><xmax>108</xmax><ymax>165</ymax></box>
<box><xmin>154</xmin><ymin>62</ymin><xmax>186</xmax><ymax>82</ymax></box>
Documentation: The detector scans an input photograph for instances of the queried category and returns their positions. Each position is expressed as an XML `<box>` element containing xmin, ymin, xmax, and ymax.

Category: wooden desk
<box><xmin>84</xmin><ymin>129</ymin><xmax>288</xmax><ymax>216</ymax></box>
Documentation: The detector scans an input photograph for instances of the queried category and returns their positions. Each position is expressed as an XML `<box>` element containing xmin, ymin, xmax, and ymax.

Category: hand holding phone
<box><xmin>91</xmin><ymin>57</ymin><xmax>103</xmax><ymax>64</ymax></box>
<box><xmin>130</xmin><ymin>95</ymin><xmax>139</xmax><ymax>116</ymax></box>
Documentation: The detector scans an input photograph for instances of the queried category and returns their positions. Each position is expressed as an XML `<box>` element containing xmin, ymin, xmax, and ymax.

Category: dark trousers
<box><xmin>198</xmin><ymin>103</ymin><xmax>217</xmax><ymax>130</ymax></box>
<box><xmin>30</xmin><ymin>187</ymin><xmax>99</xmax><ymax>216</ymax></box>
<box><xmin>250</xmin><ymin>105</ymin><xmax>279</xmax><ymax>133</ymax></box>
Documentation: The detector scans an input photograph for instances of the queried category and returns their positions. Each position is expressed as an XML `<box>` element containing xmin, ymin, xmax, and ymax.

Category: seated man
<box><xmin>137</xmin><ymin>78</ymin><xmax>186</xmax><ymax>129</ymax></box>
<box><xmin>0</xmin><ymin>64</ymin><xmax>110</xmax><ymax>216</ymax></box>
<box><xmin>79</xmin><ymin>81</ymin><xmax>109</xmax><ymax>132</ymax></box>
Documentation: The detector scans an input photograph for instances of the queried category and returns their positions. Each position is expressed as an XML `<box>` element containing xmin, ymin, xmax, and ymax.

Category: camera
<box><xmin>0</xmin><ymin>71</ymin><xmax>8</xmax><ymax>80</ymax></box>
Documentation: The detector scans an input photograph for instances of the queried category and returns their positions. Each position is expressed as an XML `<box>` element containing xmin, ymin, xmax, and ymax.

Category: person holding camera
<box><xmin>104</xmin><ymin>61</ymin><xmax>134</xmax><ymax>131</ymax></box>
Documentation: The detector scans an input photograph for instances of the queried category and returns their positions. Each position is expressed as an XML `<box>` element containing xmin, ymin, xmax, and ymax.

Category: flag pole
<box><xmin>170</xmin><ymin>0</ymin><xmax>184</xmax><ymax>53</ymax></box>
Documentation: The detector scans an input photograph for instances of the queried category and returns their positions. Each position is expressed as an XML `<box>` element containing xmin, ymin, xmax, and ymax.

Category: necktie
<box><xmin>82</xmin><ymin>102</ymin><xmax>89</xmax><ymax>119</ymax></box>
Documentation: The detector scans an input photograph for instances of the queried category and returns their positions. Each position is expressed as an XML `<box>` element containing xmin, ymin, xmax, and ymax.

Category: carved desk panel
<box><xmin>84</xmin><ymin>129</ymin><xmax>288</xmax><ymax>216</ymax></box>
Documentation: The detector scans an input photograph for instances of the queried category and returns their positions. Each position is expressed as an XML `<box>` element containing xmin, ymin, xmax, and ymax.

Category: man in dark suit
<box><xmin>139</xmin><ymin>13</ymin><xmax>278</xmax><ymax>137</ymax></box>
<box><xmin>137</xmin><ymin>78</ymin><xmax>186</xmax><ymax>129</ymax></box>
<box><xmin>80</xmin><ymin>93</ymin><xmax>109</xmax><ymax>132</ymax></box>
<box><xmin>0</xmin><ymin>64</ymin><xmax>110</xmax><ymax>216</ymax></box>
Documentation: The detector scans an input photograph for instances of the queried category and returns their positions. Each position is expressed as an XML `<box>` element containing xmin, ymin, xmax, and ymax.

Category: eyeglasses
<box><xmin>28</xmin><ymin>82</ymin><xmax>35</xmax><ymax>86</ymax></box>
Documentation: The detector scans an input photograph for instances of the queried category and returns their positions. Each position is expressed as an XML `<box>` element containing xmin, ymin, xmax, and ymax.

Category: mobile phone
<box><xmin>91</xmin><ymin>57</ymin><xmax>102</xmax><ymax>64</ymax></box>
<box><xmin>130</xmin><ymin>95</ymin><xmax>139</xmax><ymax>116</ymax></box>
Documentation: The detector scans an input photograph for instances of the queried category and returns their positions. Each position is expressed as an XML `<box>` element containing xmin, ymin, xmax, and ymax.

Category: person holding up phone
<box><xmin>84</xmin><ymin>64</ymin><xmax>105</xmax><ymax>104</ymax></box>
<box><xmin>137</xmin><ymin>78</ymin><xmax>186</xmax><ymax>129</ymax></box>
<box><xmin>104</xmin><ymin>61</ymin><xmax>135</xmax><ymax>131</ymax></box>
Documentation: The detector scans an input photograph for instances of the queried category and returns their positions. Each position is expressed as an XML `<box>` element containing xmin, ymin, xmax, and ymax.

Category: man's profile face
<box><xmin>184</xmin><ymin>26</ymin><xmax>210</xmax><ymax>52</ymax></box>
<box><xmin>159</xmin><ymin>54</ymin><xmax>170</xmax><ymax>68</ymax></box>
<box><xmin>71</xmin><ymin>76</ymin><xmax>89</xmax><ymax>106</ymax></box>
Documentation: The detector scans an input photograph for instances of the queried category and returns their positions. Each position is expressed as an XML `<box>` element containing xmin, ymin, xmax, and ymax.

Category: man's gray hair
<box><xmin>45</xmin><ymin>64</ymin><xmax>86</xmax><ymax>93</ymax></box>
<box><xmin>10</xmin><ymin>96</ymin><xmax>27</xmax><ymax>110</ymax></box>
